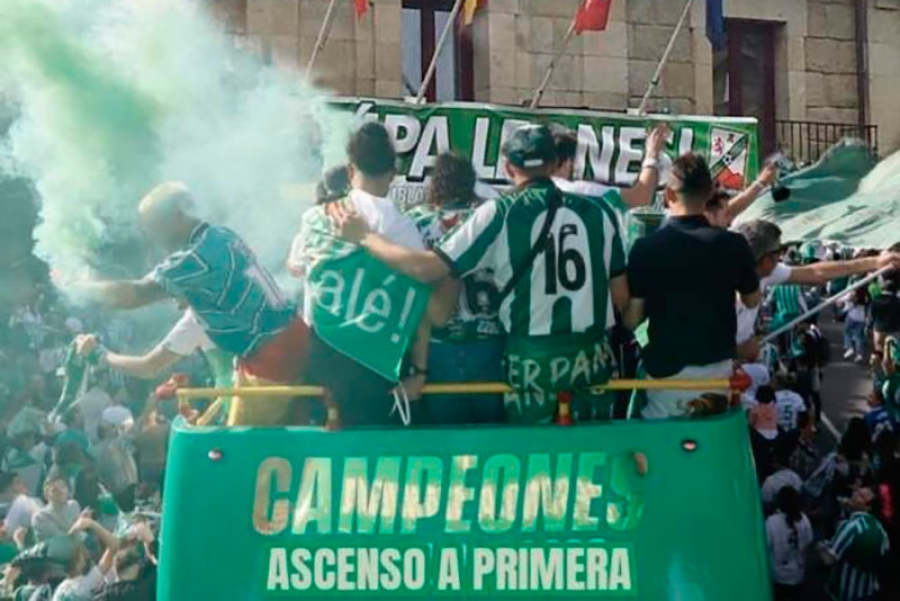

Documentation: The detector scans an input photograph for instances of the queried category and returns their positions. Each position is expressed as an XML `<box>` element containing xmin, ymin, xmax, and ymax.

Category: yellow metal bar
<box><xmin>175</xmin><ymin>379</ymin><xmax>733</xmax><ymax>401</ymax></box>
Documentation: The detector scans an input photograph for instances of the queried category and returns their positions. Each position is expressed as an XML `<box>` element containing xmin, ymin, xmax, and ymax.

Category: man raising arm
<box><xmin>733</xmin><ymin>219</ymin><xmax>900</xmax><ymax>356</ymax></box>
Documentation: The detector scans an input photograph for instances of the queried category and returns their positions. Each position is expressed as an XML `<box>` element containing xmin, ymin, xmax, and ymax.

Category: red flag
<box><xmin>354</xmin><ymin>0</ymin><xmax>369</xmax><ymax>21</ymax></box>
<box><xmin>575</xmin><ymin>0</ymin><xmax>613</xmax><ymax>34</ymax></box>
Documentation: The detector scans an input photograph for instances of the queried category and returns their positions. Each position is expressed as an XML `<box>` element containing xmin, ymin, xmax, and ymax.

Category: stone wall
<box><xmin>805</xmin><ymin>0</ymin><xmax>859</xmax><ymax>124</ymax></box>
<box><xmin>209</xmin><ymin>0</ymin><xmax>900</xmax><ymax>153</ymax></box>
<box><xmin>474</xmin><ymin>0</ymin><xmax>630</xmax><ymax>109</ymax></box>
<box><xmin>868</xmin><ymin>0</ymin><xmax>900</xmax><ymax>151</ymax></box>
<box><xmin>219</xmin><ymin>0</ymin><xmax>403</xmax><ymax>98</ymax></box>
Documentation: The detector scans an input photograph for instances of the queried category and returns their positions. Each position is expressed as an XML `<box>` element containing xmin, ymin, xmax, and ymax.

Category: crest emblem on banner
<box><xmin>709</xmin><ymin>127</ymin><xmax>750</xmax><ymax>191</ymax></box>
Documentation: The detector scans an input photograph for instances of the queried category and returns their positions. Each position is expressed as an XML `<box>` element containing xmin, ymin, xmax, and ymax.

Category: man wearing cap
<box><xmin>733</xmin><ymin>219</ymin><xmax>900</xmax><ymax>359</ymax></box>
<box><xmin>333</xmin><ymin>124</ymin><xmax>630</xmax><ymax>424</ymax></box>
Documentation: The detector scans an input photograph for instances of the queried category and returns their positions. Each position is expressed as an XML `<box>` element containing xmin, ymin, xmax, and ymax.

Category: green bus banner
<box><xmin>159</xmin><ymin>411</ymin><xmax>771</xmax><ymax>600</ymax></box>
<box><xmin>329</xmin><ymin>98</ymin><xmax>760</xmax><ymax>208</ymax></box>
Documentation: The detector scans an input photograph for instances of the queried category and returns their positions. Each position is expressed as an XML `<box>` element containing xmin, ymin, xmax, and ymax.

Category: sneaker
<box><xmin>855</xmin><ymin>354</ymin><xmax>867</xmax><ymax>365</ymax></box>
<box><xmin>844</xmin><ymin>349</ymin><xmax>855</xmax><ymax>360</ymax></box>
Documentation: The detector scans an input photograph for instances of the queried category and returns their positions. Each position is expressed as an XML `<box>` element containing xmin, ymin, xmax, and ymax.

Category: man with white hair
<box><xmin>81</xmin><ymin>182</ymin><xmax>309</xmax><ymax>425</ymax></box>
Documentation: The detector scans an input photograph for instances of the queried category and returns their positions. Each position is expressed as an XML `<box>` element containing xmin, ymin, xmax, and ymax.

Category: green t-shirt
<box><xmin>771</xmin><ymin>284</ymin><xmax>807</xmax><ymax>326</ymax></box>
<box><xmin>406</xmin><ymin>202</ymin><xmax>504</xmax><ymax>343</ymax></box>
<box><xmin>826</xmin><ymin>513</ymin><xmax>889</xmax><ymax>601</ymax></box>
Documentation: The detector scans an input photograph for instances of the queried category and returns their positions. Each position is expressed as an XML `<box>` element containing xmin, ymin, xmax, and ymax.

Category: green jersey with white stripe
<box><xmin>437</xmin><ymin>178</ymin><xmax>626</xmax><ymax>422</ymax></box>
<box><xmin>772</xmin><ymin>284</ymin><xmax>807</xmax><ymax>319</ymax></box>
<box><xmin>826</xmin><ymin>512</ymin><xmax>890</xmax><ymax>601</ymax></box>
<box><xmin>438</xmin><ymin>178</ymin><xmax>626</xmax><ymax>339</ymax></box>
<box><xmin>406</xmin><ymin>202</ymin><xmax>504</xmax><ymax>343</ymax></box>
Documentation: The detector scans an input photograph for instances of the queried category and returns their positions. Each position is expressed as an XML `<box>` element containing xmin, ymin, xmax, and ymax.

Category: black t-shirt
<box><xmin>628</xmin><ymin>215</ymin><xmax>759</xmax><ymax>378</ymax></box>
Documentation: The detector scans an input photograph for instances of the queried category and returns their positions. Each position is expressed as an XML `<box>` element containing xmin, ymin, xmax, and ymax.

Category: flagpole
<box><xmin>415</xmin><ymin>0</ymin><xmax>466</xmax><ymax>104</ymax></box>
<box><xmin>762</xmin><ymin>266</ymin><xmax>892</xmax><ymax>344</ymax></box>
<box><xmin>529</xmin><ymin>20</ymin><xmax>577</xmax><ymax>109</ymax></box>
<box><xmin>306</xmin><ymin>0</ymin><xmax>344</xmax><ymax>76</ymax></box>
<box><xmin>637</xmin><ymin>0</ymin><xmax>694</xmax><ymax>115</ymax></box>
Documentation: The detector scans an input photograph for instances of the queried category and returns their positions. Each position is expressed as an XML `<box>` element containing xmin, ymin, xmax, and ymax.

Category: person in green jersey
<box><xmin>820</xmin><ymin>487</ymin><xmax>890</xmax><ymax>601</ymax></box>
<box><xmin>405</xmin><ymin>152</ymin><xmax>506</xmax><ymax>424</ymax></box>
<box><xmin>334</xmin><ymin>124</ymin><xmax>630</xmax><ymax>424</ymax></box>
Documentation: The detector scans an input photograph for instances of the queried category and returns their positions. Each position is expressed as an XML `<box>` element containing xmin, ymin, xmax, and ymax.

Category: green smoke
<box><xmin>0</xmin><ymin>0</ymin><xmax>351</xmax><ymax>285</ymax></box>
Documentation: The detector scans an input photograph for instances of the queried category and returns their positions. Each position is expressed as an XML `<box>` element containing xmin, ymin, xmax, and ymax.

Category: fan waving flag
<box><xmin>354</xmin><ymin>0</ymin><xmax>368</xmax><ymax>21</ymax></box>
<box><xmin>575</xmin><ymin>0</ymin><xmax>613</xmax><ymax>34</ymax></box>
<box><xmin>462</xmin><ymin>0</ymin><xmax>486</xmax><ymax>26</ymax></box>
<box><xmin>707</xmin><ymin>0</ymin><xmax>725</xmax><ymax>50</ymax></box>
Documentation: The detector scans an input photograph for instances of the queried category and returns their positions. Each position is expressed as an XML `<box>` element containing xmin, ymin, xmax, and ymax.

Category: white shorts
<box><xmin>642</xmin><ymin>360</ymin><xmax>734</xmax><ymax>419</ymax></box>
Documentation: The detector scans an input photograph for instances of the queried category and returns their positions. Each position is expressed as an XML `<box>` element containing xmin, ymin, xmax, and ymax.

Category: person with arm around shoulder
<box><xmin>334</xmin><ymin>124</ymin><xmax>631</xmax><ymax>424</ymax></box>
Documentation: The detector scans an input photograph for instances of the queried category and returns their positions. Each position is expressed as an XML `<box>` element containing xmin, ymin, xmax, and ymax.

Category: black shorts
<box><xmin>308</xmin><ymin>330</ymin><xmax>407</xmax><ymax>428</ymax></box>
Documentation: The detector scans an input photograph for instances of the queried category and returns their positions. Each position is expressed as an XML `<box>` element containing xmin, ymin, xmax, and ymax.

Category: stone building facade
<box><xmin>209</xmin><ymin>0</ymin><xmax>900</xmax><ymax>156</ymax></box>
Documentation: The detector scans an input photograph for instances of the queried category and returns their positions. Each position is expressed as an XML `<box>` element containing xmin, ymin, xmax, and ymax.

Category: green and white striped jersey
<box><xmin>826</xmin><ymin>512</ymin><xmax>890</xmax><ymax>601</ymax></box>
<box><xmin>772</xmin><ymin>284</ymin><xmax>808</xmax><ymax>317</ymax></box>
<box><xmin>406</xmin><ymin>202</ymin><xmax>504</xmax><ymax>343</ymax></box>
<box><xmin>437</xmin><ymin>178</ymin><xmax>626</xmax><ymax>340</ymax></box>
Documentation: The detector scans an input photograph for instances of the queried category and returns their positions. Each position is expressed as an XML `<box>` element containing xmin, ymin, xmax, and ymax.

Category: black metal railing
<box><xmin>776</xmin><ymin>120</ymin><xmax>878</xmax><ymax>167</ymax></box>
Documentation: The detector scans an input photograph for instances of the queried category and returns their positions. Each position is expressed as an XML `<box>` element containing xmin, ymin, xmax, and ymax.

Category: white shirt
<box><xmin>766</xmin><ymin>511</ymin><xmax>813</xmax><ymax>585</ymax></box>
<box><xmin>161</xmin><ymin>310</ymin><xmax>216</xmax><ymax>356</ymax></box>
<box><xmin>475</xmin><ymin>181</ymin><xmax>501</xmax><ymax>200</ymax></box>
<box><xmin>845</xmin><ymin>302</ymin><xmax>867</xmax><ymax>323</ymax></box>
<box><xmin>4</xmin><ymin>494</ymin><xmax>43</xmax><ymax>532</ymax></box>
<box><xmin>51</xmin><ymin>565</ymin><xmax>105</xmax><ymax>601</ymax></box>
<box><xmin>78</xmin><ymin>386</ymin><xmax>113</xmax><ymax>443</ymax></box>
<box><xmin>347</xmin><ymin>189</ymin><xmax>426</xmax><ymax>251</ymax></box>
<box><xmin>551</xmin><ymin>177</ymin><xmax>616</xmax><ymax>198</ymax></box>
<box><xmin>736</xmin><ymin>262</ymin><xmax>793</xmax><ymax>344</ymax></box>
<box><xmin>775</xmin><ymin>390</ymin><xmax>807</xmax><ymax>431</ymax></box>
<box><xmin>740</xmin><ymin>363</ymin><xmax>771</xmax><ymax>407</ymax></box>
<box><xmin>762</xmin><ymin>468</ymin><xmax>803</xmax><ymax>506</ymax></box>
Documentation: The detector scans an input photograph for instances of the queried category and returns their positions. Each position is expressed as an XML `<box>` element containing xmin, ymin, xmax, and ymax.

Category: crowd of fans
<box><xmin>0</xmin><ymin>293</ymin><xmax>204</xmax><ymax>600</ymax></box>
<box><xmin>0</xmin><ymin>119</ymin><xmax>897</xmax><ymax>599</ymax></box>
<box><xmin>743</xmin><ymin>242</ymin><xmax>900</xmax><ymax>600</ymax></box>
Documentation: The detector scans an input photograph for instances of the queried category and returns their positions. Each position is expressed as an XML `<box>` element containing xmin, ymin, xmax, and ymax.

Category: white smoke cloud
<box><xmin>0</xmin><ymin>0</ymin><xmax>353</xmax><ymax>284</ymax></box>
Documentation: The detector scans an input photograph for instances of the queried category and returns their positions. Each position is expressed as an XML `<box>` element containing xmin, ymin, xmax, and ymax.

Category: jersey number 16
<box><xmin>542</xmin><ymin>224</ymin><xmax>587</xmax><ymax>294</ymax></box>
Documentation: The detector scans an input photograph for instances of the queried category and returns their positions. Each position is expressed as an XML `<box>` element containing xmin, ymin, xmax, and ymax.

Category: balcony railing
<box><xmin>776</xmin><ymin>119</ymin><xmax>878</xmax><ymax>167</ymax></box>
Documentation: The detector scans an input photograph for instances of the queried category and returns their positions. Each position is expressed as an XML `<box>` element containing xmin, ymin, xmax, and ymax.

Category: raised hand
<box><xmin>645</xmin><ymin>123</ymin><xmax>671</xmax><ymax>158</ymax></box>
<box><xmin>74</xmin><ymin>334</ymin><xmax>99</xmax><ymax>357</ymax></box>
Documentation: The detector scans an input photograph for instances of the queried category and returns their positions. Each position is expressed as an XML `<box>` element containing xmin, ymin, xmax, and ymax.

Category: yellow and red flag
<box><xmin>462</xmin><ymin>0</ymin><xmax>486</xmax><ymax>26</ymax></box>
<box><xmin>575</xmin><ymin>0</ymin><xmax>613</xmax><ymax>34</ymax></box>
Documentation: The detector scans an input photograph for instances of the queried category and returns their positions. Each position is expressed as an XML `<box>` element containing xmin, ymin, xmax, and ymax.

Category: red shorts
<box><xmin>237</xmin><ymin>318</ymin><xmax>310</xmax><ymax>383</ymax></box>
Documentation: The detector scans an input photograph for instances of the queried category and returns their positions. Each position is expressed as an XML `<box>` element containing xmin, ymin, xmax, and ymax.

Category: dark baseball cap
<box><xmin>502</xmin><ymin>124</ymin><xmax>557</xmax><ymax>169</ymax></box>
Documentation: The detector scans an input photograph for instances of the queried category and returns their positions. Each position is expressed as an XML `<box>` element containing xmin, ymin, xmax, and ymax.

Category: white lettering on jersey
<box><xmin>528</xmin><ymin>208</ymin><xmax>594</xmax><ymax>336</ymax></box>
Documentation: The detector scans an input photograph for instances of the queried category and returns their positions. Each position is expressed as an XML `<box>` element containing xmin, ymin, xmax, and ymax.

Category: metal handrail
<box><xmin>176</xmin><ymin>375</ymin><xmax>751</xmax><ymax>401</ymax></box>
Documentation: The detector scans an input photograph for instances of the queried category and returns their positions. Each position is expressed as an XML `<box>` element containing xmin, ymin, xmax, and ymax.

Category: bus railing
<box><xmin>173</xmin><ymin>373</ymin><xmax>753</xmax><ymax>427</ymax></box>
